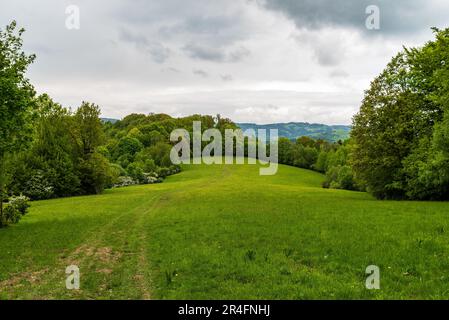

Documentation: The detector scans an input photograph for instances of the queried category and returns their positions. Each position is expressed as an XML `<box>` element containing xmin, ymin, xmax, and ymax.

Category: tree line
<box><xmin>2</xmin><ymin>22</ymin><xmax>449</xmax><ymax>226</ymax></box>
<box><xmin>279</xmin><ymin>27</ymin><xmax>449</xmax><ymax>201</ymax></box>
<box><xmin>0</xmin><ymin>21</ymin><xmax>236</xmax><ymax>226</ymax></box>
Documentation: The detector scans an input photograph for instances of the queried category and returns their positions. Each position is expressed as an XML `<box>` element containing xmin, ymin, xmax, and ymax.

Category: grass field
<box><xmin>1</xmin><ymin>161</ymin><xmax>449</xmax><ymax>299</ymax></box>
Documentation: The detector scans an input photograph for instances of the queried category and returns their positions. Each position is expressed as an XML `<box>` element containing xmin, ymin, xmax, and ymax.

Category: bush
<box><xmin>113</xmin><ymin>176</ymin><xmax>137</xmax><ymax>188</ymax></box>
<box><xmin>324</xmin><ymin>165</ymin><xmax>356</xmax><ymax>190</ymax></box>
<box><xmin>1</xmin><ymin>195</ymin><xmax>30</xmax><ymax>226</ymax></box>
<box><xmin>9</xmin><ymin>195</ymin><xmax>30</xmax><ymax>215</ymax></box>
<box><xmin>127</xmin><ymin>162</ymin><xmax>145</xmax><ymax>182</ymax></box>
<box><xmin>3</xmin><ymin>205</ymin><xmax>21</xmax><ymax>225</ymax></box>
<box><xmin>24</xmin><ymin>171</ymin><xmax>54</xmax><ymax>200</ymax></box>
<box><xmin>142</xmin><ymin>172</ymin><xmax>161</xmax><ymax>184</ymax></box>
<box><xmin>157</xmin><ymin>167</ymin><xmax>171</xmax><ymax>178</ymax></box>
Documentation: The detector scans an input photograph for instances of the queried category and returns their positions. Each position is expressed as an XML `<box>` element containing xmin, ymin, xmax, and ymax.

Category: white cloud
<box><xmin>0</xmin><ymin>0</ymin><xmax>444</xmax><ymax>125</ymax></box>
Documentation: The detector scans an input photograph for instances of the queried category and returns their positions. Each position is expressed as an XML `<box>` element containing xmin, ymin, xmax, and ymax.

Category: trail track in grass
<box><xmin>1</xmin><ymin>162</ymin><xmax>449</xmax><ymax>299</ymax></box>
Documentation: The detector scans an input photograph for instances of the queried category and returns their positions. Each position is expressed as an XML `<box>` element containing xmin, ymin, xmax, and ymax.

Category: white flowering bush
<box><xmin>9</xmin><ymin>195</ymin><xmax>30</xmax><ymax>215</ymax></box>
<box><xmin>24</xmin><ymin>171</ymin><xmax>54</xmax><ymax>199</ymax></box>
<box><xmin>142</xmin><ymin>172</ymin><xmax>161</xmax><ymax>184</ymax></box>
<box><xmin>1</xmin><ymin>195</ymin><xmax>30</xmax><ymax>226</ymax></box>
<box><xmin>113</xmin><ymin>176</ymin><xmax>137</xmax><ymax>188</ymax></box>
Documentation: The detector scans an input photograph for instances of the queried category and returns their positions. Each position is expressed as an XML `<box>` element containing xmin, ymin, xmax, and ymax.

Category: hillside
<box><xmin>100</xmin><ymin>118</ymin><xmax>351</xmax><ymax>142</ymax></box>
<box><xmin>237</xmin><ymin>122</ymin><xmax>351</xmax><ymax>142</ymax></box>
<box><xmin>1</xmin><ymin>161</ymin><xmax>449</xmax><ymax>299</ymax></box>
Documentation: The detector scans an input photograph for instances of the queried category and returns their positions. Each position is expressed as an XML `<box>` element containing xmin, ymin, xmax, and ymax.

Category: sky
<box><xmin>1</xmin><ymin>0</ymin><xmax>448</xmax><ymax>125</ymax></box>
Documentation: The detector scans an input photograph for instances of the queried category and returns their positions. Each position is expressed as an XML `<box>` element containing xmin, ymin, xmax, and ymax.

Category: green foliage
<box><xmin>3</xmin><ymin>204</ymin><xmax>21</xmax><ymax>225</ymax></box>
<box><xmin>77</xmin><ymin>152</ymin><xmax>111</xmax><ymax>195</ymax></box>
<box><xmin>126</xmin><ymin>162</ymin><xmax>145</xmax><ymax>183</ymax></box>
<box><xmin>72</xmin><ymin>102</ymin><xmax>113</xmax><ymax>195</ymax></box>
<box><xmin>403</xmin><ymin>111</ymin><xmax>449</xmax><ymax>200</ymax></box>
<box><xmin>0</xmin><ymin>21</ymin><xmax>36</xmax><ymax>156</ymax></box>
<box><xmin>113</xmin><ymin>136</ymin><xmax>143</xmax><ymax>161</ymax></box>
<box><xmin>23</xmin><ymin>170</ymin><xmax>54</xmax><ymax>200</ymax></box>
<box><xmin>238</xmin><ymin>122</ymin><xmax>351</xmax><ymax>142</ymax></box>
<box><xmin>277</xmin><ymin>137</ymin><xmax>321</xmax><ymax>170</ymax></box>
<box><xmin>1</xmin><ymin>194</ymin><xmax>29</xmax><ymax>226</ymax></box>
<box><xmin>313</xmin><ymin>151</ymin><xmax>328</xmax><ymax>173</ymax></box>
<box><xmin>8</xmin><ymin>195</ymin><xmax>30</xmax><ymax>215</ymax></box>
<box><xmin>351</xmin><ymin>28</ymin><xmax>449</xmax><ymax>200</ymax></box>
<box><xmin>0</xmin><ymin>21</ymin><xmax>36</xmax><ymax>224</ymax></box>
<box><xmin>323</xmin><ymin>165</ymin><xmax>355</xmax><ymax>190</ymax></box>
<box><xmin>276</xmin><ymin>134</ymin><xmax>363</xmax><ymax>192</ymax></box>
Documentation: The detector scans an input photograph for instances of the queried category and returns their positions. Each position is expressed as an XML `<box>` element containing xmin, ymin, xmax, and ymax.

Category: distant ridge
<box><xmin>101</xmin><ymin>117</ymin><xmax>119</xmax><ymax>124</ymax></box>
<box><xmin>101</xmin><ymin>117</ymin><xmax>350</xmax><ymax>142</ymax></box>
<box><xmin>237</xmin><ymin>122</ymin><xmax>351</xmax><ymax>142</ymax></box>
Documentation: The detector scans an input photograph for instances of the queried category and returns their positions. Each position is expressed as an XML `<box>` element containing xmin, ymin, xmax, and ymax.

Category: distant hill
<box><xmin>237</xmin><ymin>122</ymin><xmax>351</xmax><ymax>142</ymax></box>
<box><xmin>102</xmin><ymin>116</ymin><xmax>350</xmax><ymax>142</ymax></box>
<box><xmin>101</xmin><ymin>117</ymin><xmax>119</xmax><ymax>124</ymax></box>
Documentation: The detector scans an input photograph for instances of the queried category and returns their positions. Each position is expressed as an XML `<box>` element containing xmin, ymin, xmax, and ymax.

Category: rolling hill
<box><xmin>1</xmin><ymin>161</ymin><xmax>448</xmax><ymax>299</ymax></box>
<box><xmin>237</xmin><ymin>122</ymin><xmax>351</xmax><ymax>142</ymax></box>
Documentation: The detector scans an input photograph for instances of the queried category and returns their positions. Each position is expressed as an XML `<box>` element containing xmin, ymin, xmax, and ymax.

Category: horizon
<box><xmin>101</xmin><ymin>115</ymin><xmax>353</xmax><ymax>127</ymax></box>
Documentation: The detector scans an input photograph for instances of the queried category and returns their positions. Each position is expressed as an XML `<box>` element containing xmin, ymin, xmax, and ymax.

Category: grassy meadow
<box><xmin>1</xmin><ymin>161</ymin><xmax>449</xmax><ymax>299</ymax></box>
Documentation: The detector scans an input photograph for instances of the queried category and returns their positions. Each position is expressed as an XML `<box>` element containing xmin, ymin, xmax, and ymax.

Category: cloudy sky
<box><xmin>1</xmin><ymin>0</ymin><xmax>448</xmax><ymax>124</ymax></box>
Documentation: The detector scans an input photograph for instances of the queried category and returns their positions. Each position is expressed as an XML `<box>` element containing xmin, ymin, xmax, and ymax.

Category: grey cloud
<box><xmin>1</xmin><ymin>0</ymin><xmax>436</xmax><ymax>125</ymax></box>
<box><xmin>293</xmin><ymin>31</ymin><xmax>346</xmax><ymax>67</ymax></box>
<box><xmin>261</xmin><ymin>0</ymin><xmax>449</xmax><ymax>35</ymax></box>
<box><xmin>314</xmin><ymin>45</ymin><xmax>341</xmax><ymax>66</ymax></box>
<box><xmin>193</xmin><ymin>69</ymin><xmax>209</xmax><ymax>77</ymax></box>
<box><xmin>120</xmin><ymin>29</ymin><xmax>170</xmax><ymax>64</ymax></box>
<box><xmin>159</xmin><ymin>15</ymin><xmax>236</xmax><ymax>37</ymax></box>
<box><xmin>183</xmin><ymin>42</ymin><xmax>225</xmax><ymax>62</ymax></box>
<box><xmin>118</xmin><ymin>0</ymin><xmax>250</xmax><ymax>47</ymax></box>
<box><xmin>228</xmin><ymin>46</ymin><xmax>251</xmax><ymax>62</ymax></box>
<box><xmin>220</xmin><ymin>74</ymin><xmax>233</xmax><ymax>81</ymax></box>
<box><xmin>162</xmin><ymin>67</ymin><xmax>181</xmax><ymax>73</ymax></box>
<box><xmin>182</xmin><ymin>42</ymin><xmax>250</xmax><ymax>62</ymax></box>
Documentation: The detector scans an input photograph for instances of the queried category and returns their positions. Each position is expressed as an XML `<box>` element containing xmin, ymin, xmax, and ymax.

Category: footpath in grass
<box><xmin>1</xmin><ymin>162</ymin><xmax>449</xmax><ymax>299</ymax></box>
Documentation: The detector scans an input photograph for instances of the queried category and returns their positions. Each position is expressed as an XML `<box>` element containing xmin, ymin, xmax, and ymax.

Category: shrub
<box><xmin>324</xmin><ymin>165</ymin><xmax>355</xmax><ymax>190</ymax></box>
<box><xmin>24</xmin><ymin>171</ymin><xmax>54</xmax><ymax>200</ymax></box>
<box><xmin>157</xmin><ymin>167</ymin><xmax>171</xmax><ymax>178</ymax></box>
<box><xmin>1</xmin><ymin>195</ymin><xmax>30</xmax><ymax>226</ymax></box>
<box><xmin>127</xmin><ymin>162</ymin><xmax>145</xmax><ymax>182</ymax></box>
<box><xmin>142</xmin><ymin>172</ymin><xmax>160</xmax><ymax>184</ymax></box>
<box><xmin>113</xmin><ymin>176</ymin><xmax>137</xmax><ymax>188</ymax></box>
<box><xmin>3</xmin><ymin>205</ymin><xmax>21</xmax><ymax>225</ymax></box>
<box><xmin>9</xmin><ymin>195</ymin><xmax>30</xmax><ymax>215</ymax></box>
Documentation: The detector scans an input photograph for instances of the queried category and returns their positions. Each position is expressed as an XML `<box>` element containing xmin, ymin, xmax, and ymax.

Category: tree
<box><xmin>72</xmin><ymin>102</ymin><xmax>111</xmax><ymax>194</ymax></box>
<box><xmin>18</xmin><ymin>95</ymin><xmax>80</xmax><ymax>198</ymax></box>
<box><xmin>72</xmin><ymin>102</ymin><xmax>105</xmax><ymax>157</ymax></box>
<box><xmin>351</xmin><ymin>53</ymin><xmax>425</xmax><ymax>199</ymax></box>
<box><xmin>113</xmin><ymin>136</ymin><xmax>143</xmax><ymax>161</ymax></box>
<box><xmin>351</xmin><ymin>28</ymin><xmax>449</xmax><ymax>199</ymax></box>
<box><xmin>0</xmin><ymin>21</ymin><xmax>35</xmax><ymax>225</ymax></box>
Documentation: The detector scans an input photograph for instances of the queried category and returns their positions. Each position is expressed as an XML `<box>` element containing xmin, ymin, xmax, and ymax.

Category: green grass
<box><xmin>1</xmin><ymin>161</ymin><xmax>449</xmax><ymax>299</ymax></box>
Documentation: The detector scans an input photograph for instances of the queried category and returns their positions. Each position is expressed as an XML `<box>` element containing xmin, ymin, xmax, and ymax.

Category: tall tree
<box><xmin>0</xmin><ymin>21</ymin><xmax>35</xmax><ymax>224</ymax></box>
<box><xmin>351</xmin><ymin>28</ymin><xmax>449</xmax><ymax>200</ymax></box>
<box><xmin>72</xmin><ymin>102</ymin><xmax>110</xmax><ymax>194</ymax></box>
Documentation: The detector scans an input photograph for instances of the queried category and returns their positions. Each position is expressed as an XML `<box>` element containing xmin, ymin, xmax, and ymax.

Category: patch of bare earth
<box><xmin>63</xmin><ymin>245</ymin><xmax>122</xmax><ymax>266</ymax></box>
<box><xmin>0</xmin><ymin>268</ymin><xmax>49</xmax><ymax>292</ymax></box>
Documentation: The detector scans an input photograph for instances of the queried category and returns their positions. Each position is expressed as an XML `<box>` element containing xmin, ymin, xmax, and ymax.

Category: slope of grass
<box><xmin>1</xmin><ymin>162</ymin><xmax>449</xmax><ymax>299</ymax></box>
